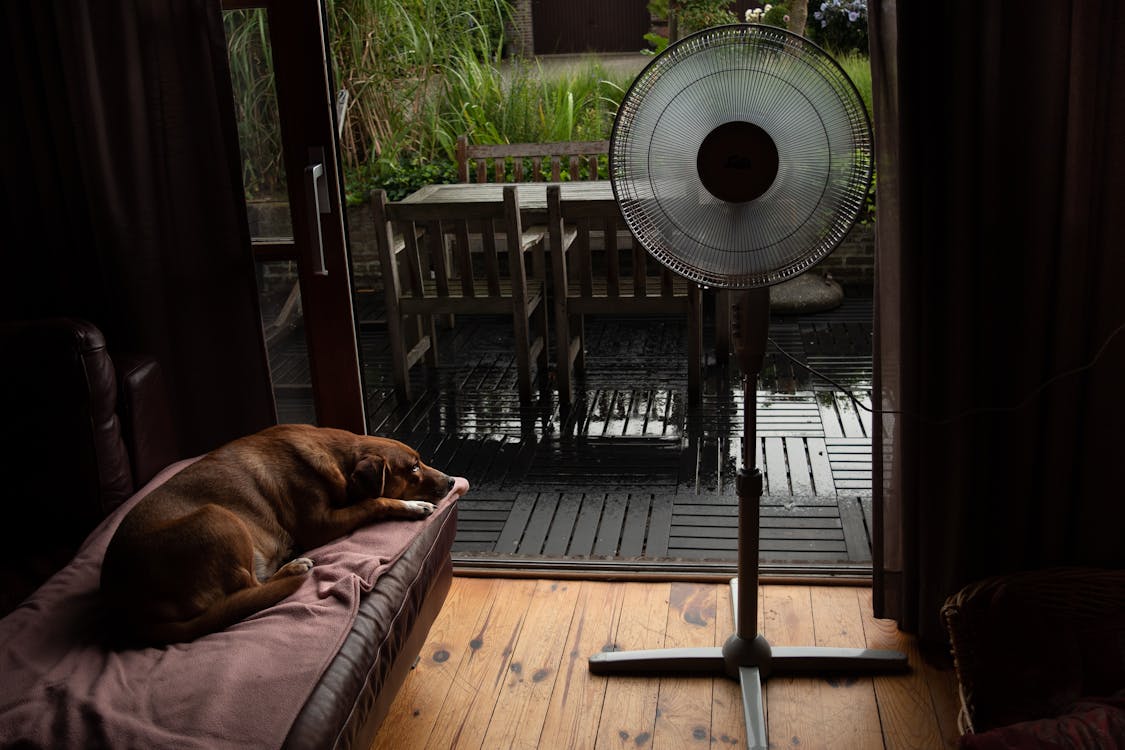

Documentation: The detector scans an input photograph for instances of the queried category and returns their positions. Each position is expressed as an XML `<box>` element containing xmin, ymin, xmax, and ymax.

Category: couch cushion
<box><xmin>944</xmin><ymin>569</ymin><xmax>1125</xmax><ymax>731</ymax></box>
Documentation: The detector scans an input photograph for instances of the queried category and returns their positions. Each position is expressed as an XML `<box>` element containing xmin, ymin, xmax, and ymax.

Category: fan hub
<box><xmin>696</xmin><ymin>120</ymin><xmax>778</xmax><ymax>204</ymax></box>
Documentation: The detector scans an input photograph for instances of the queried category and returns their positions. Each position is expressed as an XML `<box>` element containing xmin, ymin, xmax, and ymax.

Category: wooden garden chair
<box><xmin>545</xmin><ymin>184</ymin><xmax>703</xmax><ymax>408</ymax></box>
<box><xmin>456</xmin><ymin>135</ymin><xmax>609</xmax><ymax>183</ymax></box>
<box><xmin>371</xmin><ymin>185</ymin><xmax>549</xmax><ymax>404</ymax></box>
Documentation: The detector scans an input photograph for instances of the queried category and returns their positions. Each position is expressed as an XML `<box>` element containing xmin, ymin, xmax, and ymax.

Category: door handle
<box><xmin>304</xmin><ymin>148</ymin><xmax>330</xmax><ymax>277</ymax></box>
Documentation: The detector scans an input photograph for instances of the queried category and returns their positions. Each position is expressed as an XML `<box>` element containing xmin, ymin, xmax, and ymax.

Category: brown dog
<box><xmin>100</xmin><ymin>424</ymin><xmax>456</xmax><ymax>645</ymax></box>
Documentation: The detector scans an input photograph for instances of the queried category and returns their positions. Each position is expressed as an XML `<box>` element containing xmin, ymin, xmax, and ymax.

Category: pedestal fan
<box><xmin>589</xmin><ymin>24</ymin><xmax>908</xmax><ymax>748</ymax></box>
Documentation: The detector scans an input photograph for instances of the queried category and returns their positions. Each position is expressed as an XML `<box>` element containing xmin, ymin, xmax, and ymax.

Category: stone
<box><xmin>769</xmin><ymin>272</ymin><xmax>844</xmax><ymax>314</ymax></box>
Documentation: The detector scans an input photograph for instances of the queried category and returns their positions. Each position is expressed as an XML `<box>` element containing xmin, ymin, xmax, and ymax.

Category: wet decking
<box><xmin>271</xmin><ymin>290</ymin><xmax>875</xmax><ymax>575</ymax></box>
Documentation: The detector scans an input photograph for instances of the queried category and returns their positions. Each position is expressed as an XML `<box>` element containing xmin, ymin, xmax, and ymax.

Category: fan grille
<box><xmin>611</xmin><ymin>24</ymin><xmax>872</xmax><ymax>289</ymax></box>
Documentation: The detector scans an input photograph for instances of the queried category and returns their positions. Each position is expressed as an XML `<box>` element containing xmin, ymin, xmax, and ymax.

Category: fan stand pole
<box><xmin>589</xmin><ymin>289</ymin><xmax>908</xmax><ymax>750</ymax></box>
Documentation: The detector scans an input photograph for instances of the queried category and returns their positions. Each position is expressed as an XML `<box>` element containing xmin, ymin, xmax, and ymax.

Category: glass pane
<box><xmin>223</xmin><ymin>8</ymin><xmax>292</xmax><ymax>240</ymax></box>
<box><xmin>257</xmin><ymin>261</ymin><xmax>315</xmax><ymax>425</ymax></box>
<box><xmin>224</xmin><ymin>8</ymin><xmax>314</xmax><ymax>424</ymax></box>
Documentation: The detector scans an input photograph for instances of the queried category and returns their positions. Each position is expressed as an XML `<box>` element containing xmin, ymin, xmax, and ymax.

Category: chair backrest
<box><xmin>371</xmin><ymin>185</ymin><xmax>543</xmax><ymax>311</ymax></box>
<box><xmin>456</xmin><ymin>135</ymin><xmax>609</xmax><ymax>183</ymax></box>
<box><xmin>546</xmin><ymin>184</ymin><xmax>687</xmax><ymax>309</ymax></box>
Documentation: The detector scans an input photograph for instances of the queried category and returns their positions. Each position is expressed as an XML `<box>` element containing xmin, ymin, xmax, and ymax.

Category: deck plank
<box><xmin>567</xmin><ymin>493</ymin><xmax>606</xmax><ymax>557</ymax></box>
<box><xmin>494</xmin><ymin>491</ymin><xmax>538</xmax><ymax>554</ymax></box>
<box><xmin>593</xmin><ymin>492</ymin><xmax>628</xmax><ymax>557</ymax></box>
<box><xmin>543</xmin><ymin>492</ymin><xmax>583</xmax><ymax>556</ymax></box>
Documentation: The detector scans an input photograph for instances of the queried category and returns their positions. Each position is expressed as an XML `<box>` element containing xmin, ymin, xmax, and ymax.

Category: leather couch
<box><xmin>0</xmin><ymin>318</ymin><xmax>456</xmax><ymax>748</ymax></box>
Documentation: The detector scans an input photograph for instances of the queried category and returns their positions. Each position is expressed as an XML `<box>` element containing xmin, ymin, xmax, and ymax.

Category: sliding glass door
<box><xmin>222</xmin><ymin>0</ymin><xmax>365</xmax><ymax>432</ymax></box>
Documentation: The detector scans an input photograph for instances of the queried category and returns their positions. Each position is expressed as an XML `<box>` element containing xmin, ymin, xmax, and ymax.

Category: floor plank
<box><xmin>539</xmin><ymin>581</ymin><xmax>624</xmax><ymax>749</ymax></box>
<box><xmin>595</xmin><ymin>581</ymin><xmax>670</xmax><ymax>749</ymax></box>
<box><xmin>480</xmin><ymin>580</ymin><xmax>582</xmax><ymax>748</ymax></box>
<box><xmin>372</xmin><ymin>577</ymin><xmax>496</xmax><ymax>749</ymax></box>
<box><xmin>421</xmin><ymin>578</ymin><xmax>538</xmax><ymax>749</ymax></box>
<box><xmin>652</xmin><ymin>583</ymin><xmax>718</xmax><ymax>749</ymax></box>
<box><xmin>858</xmin><ymin>588</ymin><xmax>949</xmax><ymax>749</ymax></box>
<box><xmin>373</xmin><ymin>578</ymin><xmax>959</xmax><ymax>750</ymax></box>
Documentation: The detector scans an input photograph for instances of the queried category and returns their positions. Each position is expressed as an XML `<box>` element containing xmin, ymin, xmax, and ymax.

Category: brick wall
<box><xmin>506</xmin><ymin>0</ymin><xmax>534</xmax><ymax>58</ymax></box>
<box><xmin>819</xmin><ymin>223</ymin><xmax>875</xmax><ymax>288</ymax></box>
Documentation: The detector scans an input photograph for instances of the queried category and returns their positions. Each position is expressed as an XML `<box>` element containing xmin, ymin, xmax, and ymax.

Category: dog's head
<box><xmin>347</xmin><ymin>436</ymin><xmax>453</xmax><ymax>502</ymax></box>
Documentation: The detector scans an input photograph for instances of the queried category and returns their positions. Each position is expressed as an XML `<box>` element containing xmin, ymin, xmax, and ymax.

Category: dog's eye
<box><xmin>411</xmin><ymin>463</ymin><xmax>420</xmax><ymax>473</ymax></box>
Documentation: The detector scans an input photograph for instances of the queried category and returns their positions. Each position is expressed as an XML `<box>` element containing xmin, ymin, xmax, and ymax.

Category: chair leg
<box><xmin>534</xmin><ymin>301</ymin><xmax>550</xmax><ymax>394</ymax></box>
<box><xmin>573</xmin><ymin>314</ymin><xmax>586</xmax><ymax>374</ymax></box>
<box><xmin>715</xmin><ymin>289</ymin><xmax>731</xmax><ymax>368</ymax></box>
<box><xmin>555</xmin><ymin>299</ymin><xmax>574</xmax><ymax>408</ymax></box>
<box><xmin>387</xmin><ymin>316</ymin><xmax>412</xmax><ymax>402</ymax></box>
<box><xmin>513</xmin><ymin>303</ymin><xmax>534</xmax><ymax>405</ymax></box>
<box><xmin>421</xmin><ymin>314</ymin><xmax>438</xmax><ymax>367</ymax></box>
<box><xmin>688</xmin><ymin>284</ymin><xmax>703</xmax><ymax>406</ymax></box>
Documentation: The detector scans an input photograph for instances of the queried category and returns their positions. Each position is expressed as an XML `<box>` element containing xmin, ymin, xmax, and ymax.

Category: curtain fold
<box><xmin>1</xmin><ymin>0</ymin><xmax>276</xmax><ymax>457</ymax></box>
<box><xmin>870</xmin><ymin>0</ymin><xmax>1125</xmax><ymax>643</ymax></box>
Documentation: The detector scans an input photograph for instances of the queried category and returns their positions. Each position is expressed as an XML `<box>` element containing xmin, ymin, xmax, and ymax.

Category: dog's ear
<box><xmin>349</xmin><ymin>455</ymin><xmax>386</xmax><ymax>500</ymax></box>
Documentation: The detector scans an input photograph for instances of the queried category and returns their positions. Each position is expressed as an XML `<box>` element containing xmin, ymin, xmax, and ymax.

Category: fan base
<box><xmin>588</xmin><ymin>579</ymin><xmax>909</xmax><ymax>749</ymax></box>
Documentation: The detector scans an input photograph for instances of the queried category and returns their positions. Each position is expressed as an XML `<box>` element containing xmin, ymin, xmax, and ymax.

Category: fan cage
<box><xmin>610</xmin><ymin>24</ymin><xmax>873</xmax><ymax>289</ymax></box>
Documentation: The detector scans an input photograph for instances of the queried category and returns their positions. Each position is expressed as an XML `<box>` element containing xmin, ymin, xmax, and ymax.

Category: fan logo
<box><xmin>726</xmin><ymin>155</ymin><xmax>756</xmax><ymax>170</ymax></box>
<box><xmin>697</xmin><ymin>121</ymin><xmax>779</xmax><ymax>203</ymax></box>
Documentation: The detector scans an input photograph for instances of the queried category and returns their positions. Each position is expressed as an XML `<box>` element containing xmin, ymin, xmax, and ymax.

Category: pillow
<box><xmin>961</xmin><ymin>695</ymin><xmax>1125</xmax><ymax>750</ymax></box>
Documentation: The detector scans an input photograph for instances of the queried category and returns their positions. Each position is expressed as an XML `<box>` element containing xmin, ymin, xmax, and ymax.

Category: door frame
<box><xmin>223</xmin><ymin>0</ymin><xmax>366</xmax><ymax>433</ymax></box>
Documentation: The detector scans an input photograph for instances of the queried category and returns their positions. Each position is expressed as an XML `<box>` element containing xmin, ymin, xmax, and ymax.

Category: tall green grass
<box><xmin>223</xmin><ymin>9</ymin><xmax>286</xmax><ymax>199</ymax></box>
<box><xmin>438</xmin><ymin>54</ymin><xmax>630</xmax><ymax>147</ymax></box>
<box><xmin>834</xmin><ymin>51</ymin><xmax>873</xmax><ymax>120</ymax></box>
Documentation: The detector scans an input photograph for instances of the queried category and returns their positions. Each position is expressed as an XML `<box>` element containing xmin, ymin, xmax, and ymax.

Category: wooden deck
<box><xmin>371</xmin><ymin>578</ymin><xmax>961</xmax><ymax>750</ymax></box>
<box><xmin>270</xmin><ymin>291</ymin><xmax>875</xmax><ymax>574</ymax></box>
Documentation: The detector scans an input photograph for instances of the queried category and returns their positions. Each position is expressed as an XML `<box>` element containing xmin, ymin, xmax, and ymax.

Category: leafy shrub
<box><xmin>644</xmin><ymin>0</ymin><xmax>737</xmax><ymax>53</ymax></box>
<box><xmin>347</xmin><ymin>153</ymin><xmax>456</xmax><ymax>203</ymax></box>
<box><xmin>745</xmin><ymin>4</ymin><xmax>790</xmax><ymax>29</ymax></box>
<box><xmin>678</xmin><ymin>0</ymin><xmax>738</xmax><ymax>35</ymax></box>
<box><xmin>808</xmin><ymin>0</ymin><xmax>869</xmax><ymax>55</ymax></box>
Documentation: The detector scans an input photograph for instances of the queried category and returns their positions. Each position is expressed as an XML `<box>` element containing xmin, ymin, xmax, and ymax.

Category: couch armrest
<box><xmin>113</xmin><ymin>353</ymin><xmax>180</xmax><ymax>493</ymax></box>
<box><xmin>0</xmin><ymin>317</ymin><xmax>133</xmax><ymax>524</ymax></box>
<box><xmin>0</xmin><ymin>318</ymin><xmax>135</xmax><ymax>616</ymax></box>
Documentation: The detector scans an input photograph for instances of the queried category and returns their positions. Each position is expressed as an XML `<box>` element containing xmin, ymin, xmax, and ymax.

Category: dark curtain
<box><xmin>870</xmin><ymin>1</ymin><xmax>1125</xmax><ymax>643</ymax></box>
<box><xmin>0</xmin><ymin>0</ymin><xmax>276</xmax><ymax>457</ymax></box>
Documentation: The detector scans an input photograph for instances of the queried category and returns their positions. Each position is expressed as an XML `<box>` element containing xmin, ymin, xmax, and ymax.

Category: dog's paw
<box><xmin>404</xmin><ymin>500</ymin><xmax>436</xmax><ymax>517</ymax></box>
<box><xmin>277</xmin><ymin>557</ymin><xmax>314</xmax><ymax>577</ymax></box>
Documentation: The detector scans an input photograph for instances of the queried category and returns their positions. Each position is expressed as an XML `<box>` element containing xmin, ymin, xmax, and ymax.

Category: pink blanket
<box><xmin>0</xmin><ymin>458</ymin><xmax>467</xmax><ymax>749</ymax></box>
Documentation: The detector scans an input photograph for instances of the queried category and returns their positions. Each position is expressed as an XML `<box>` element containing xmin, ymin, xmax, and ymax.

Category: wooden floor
<box><xmin>269</xmin><ymin>291</ymin><xmax>878</xmax><ymax>571</ymax></box>
<box><xmin>372</xmin><ymin>578</ymin><xmax>961</xmax><ymax>750</ymax></box>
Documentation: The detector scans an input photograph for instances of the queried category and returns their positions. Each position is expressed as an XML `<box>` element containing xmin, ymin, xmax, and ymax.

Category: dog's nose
<box><xmin>446</xmin><ymin>476</ymin><xmax>455</xmax><ymax>491</ymax></box>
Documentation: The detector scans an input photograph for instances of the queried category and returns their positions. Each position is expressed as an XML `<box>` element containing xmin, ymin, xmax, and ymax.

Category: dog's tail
<box><xmin>139</xmin><ymin>575</ymin><xmax>306</xmax><ymax>645</ymax></box>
